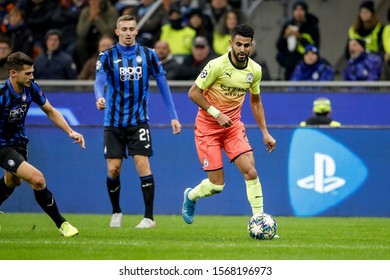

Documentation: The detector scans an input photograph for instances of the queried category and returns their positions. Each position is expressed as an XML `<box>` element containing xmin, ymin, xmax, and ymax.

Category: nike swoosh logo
<box><xmin>46</xmin><ymin>198</ymin><xmax>54</xmax><ymax>207</ymax></box>
<box><xmin>110</xmin><ymin>186</ymin><xmax>120</xmax><ymax>193</ymax></box>
<box><xmin>113</xmin><ymin>59</ymin><xmax>122</xmax><ymax>63</ymax></box>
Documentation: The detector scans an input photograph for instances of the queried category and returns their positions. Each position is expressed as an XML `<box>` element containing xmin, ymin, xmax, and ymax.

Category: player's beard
<box><xmin>231</xmin><ymin>49</ymin><xmax>248</xmax><ymax>66</ymax></box>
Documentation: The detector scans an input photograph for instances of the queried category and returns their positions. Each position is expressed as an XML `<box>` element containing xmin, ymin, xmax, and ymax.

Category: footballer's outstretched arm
<box><xmin>40</xmin><ymin>100</ymin><xmax>86</xmax><ymax>149</ymax></box>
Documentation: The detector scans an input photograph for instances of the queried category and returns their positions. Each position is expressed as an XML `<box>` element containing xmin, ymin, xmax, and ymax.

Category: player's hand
<box><xmin>216</xmin><ymin>113</ymin><xmax>233</xmax><ymax>128</ymax></box>
<box><xmin>69</xmin><ymin>130</ymin><xmax>86</xmax><ymax>149</ymax></box>
<box><xmin>171</xmin><ymin>119</ymin><xmax>181</xmax><ymax>134</ymax></box>
<box><xmin>96</xmin><ymin>97</ymin><xmax>106</xmax><ymax>110</ymax></box>
<box><xmin>264</xmin><ymin>134</ymin><xmax>276</xmax><ymax>153</ymax></box>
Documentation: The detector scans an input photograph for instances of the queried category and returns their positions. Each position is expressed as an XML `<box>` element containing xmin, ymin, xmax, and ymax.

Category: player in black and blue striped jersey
<box><xmin>94</xmin><ymin>15</ymin><xmax>181</xmax><ymax>229</ymax></box>
<box><xmin>0</xmin><ymin>51</ymin><xmax>85</xmax><ymax>237</ymax></box>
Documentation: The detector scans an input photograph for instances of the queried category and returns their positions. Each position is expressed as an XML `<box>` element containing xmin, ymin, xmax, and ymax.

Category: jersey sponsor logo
<box><xmin>119</xmin><ymin>66</ymin><xmax>142</xmax><ymax>81</ymax></box>
<box><xmin>288</xmin><ymin>129</ymin><xmax>367</xmax><ymax>216</ymax></box>
<box><xmin>220</xmin><ymin>84</ymin><xmax>248</xmax><ymax>97</ymax></box>
<box><xmin>9</xmin><ymin>104</ymin><xmax>28</xmax><ymax>121</ymax></box>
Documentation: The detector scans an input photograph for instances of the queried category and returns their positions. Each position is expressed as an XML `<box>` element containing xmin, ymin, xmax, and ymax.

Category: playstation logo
<box><xmin>288</xmin><ymin>129</ymin><xmax>367</xmax><ymax>216</ymax></box>
<box><xmin>297</xmin><ymin>153</ymin><xmax>346</xmax><ymax>194</ymax></box>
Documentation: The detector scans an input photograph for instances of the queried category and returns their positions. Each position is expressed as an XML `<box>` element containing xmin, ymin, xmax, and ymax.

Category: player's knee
<box><xmin>31</xmin><ymin>173</ymin><xmax>46</xmax><ymax>190</ymax></box>
<box><xmin>243</xmin><ymin>167</ymin><xmax>258</xmax><ymax>181</ymax></box>
<box><xmin>108</xmin><ymin>166</ymin><xmax>121</xmax><ymax>178</ymax></box>
<box><xmin>5</xmin><ymin>177</ymin><xmax>22</xmax><ymax>188</ymax></box>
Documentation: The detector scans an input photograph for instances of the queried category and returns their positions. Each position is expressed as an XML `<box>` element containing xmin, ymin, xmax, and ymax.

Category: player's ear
<box><xmin>10</xmin><ymin>69</ymin><xmax>17</xmax><ymax>77</ymax></box>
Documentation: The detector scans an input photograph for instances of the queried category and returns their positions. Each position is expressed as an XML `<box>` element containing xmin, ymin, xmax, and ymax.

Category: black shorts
<box><xmin>104</xmin><ymin>124</ymin><xmax>153</xmax><ymax>159</ymax></box>
<box><xmin>0</xmin><ymin>145</ymin><xmax>28</xmax><ymax>173</ymax></box>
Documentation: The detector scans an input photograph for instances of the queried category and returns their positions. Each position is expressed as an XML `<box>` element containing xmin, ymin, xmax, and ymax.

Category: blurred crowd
<box><xmin>0</xmin><ymin>0</ymin><xmax>389</xmax><ymax>81</ymax></box>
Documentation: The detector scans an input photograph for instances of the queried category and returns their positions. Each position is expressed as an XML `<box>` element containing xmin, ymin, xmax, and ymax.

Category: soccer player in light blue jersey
<box><xmin>94</xmin><ymin>15</ymin><xmax>181</xmax><ymax>228</ymax></box>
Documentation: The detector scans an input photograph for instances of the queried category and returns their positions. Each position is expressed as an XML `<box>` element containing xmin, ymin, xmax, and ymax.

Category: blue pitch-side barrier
<box><xmin>25</xmin><ymin>90</ymin><xmax>390</xmax><ymax>126</ymax></box>
<box><xmin>2</xmin><ymin>126</ymin><xmax>390</xmax><ymax>217</ymax></box>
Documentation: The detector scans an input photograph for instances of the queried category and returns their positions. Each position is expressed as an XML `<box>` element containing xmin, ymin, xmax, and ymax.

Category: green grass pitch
<box><xmin>0</xmin><ymin>213</ymin><xmax>389</xmax><ymax>260</ymax></box>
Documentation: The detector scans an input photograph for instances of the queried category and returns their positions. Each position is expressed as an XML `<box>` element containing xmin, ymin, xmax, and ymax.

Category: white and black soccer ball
<box><xmin>248</xmin><ymin>213</ymin><xmax>277</xmax><ymax>240</ymax></box>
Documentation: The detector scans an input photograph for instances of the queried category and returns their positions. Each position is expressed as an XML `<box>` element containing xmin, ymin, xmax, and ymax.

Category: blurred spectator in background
<box><xmin>169</xmin><ymin>0</ymin><xmax>192</xmax><ymax>25</ymax></box>
<box><xmin>4</xmin><ymin>7</ymin><xmax>34</xmax><ymax>57</ymax></box>
<box><xmin>381</xmin><ymin>7</ymin><xmax>390</xmax><ymax>80</ymax></box>
<box><xmin>213</xmin><ymin>9</ymin><xmax>243</xmax><ymax>55</ymax></box>
<box><xmin>136</xmin><ymin>0</ymin><xmax>165</xmax><ymax>48</ymax></box>
<box><xmin>249</xmin><ymin>39</ymin><xmax>271</xmax><ymax>81</ymax></box>
<box><xmin>290</xmin><ymin>44</ymin><xmax>334</xmax><ymax>81</ymax></box>
<box><xmin>175</xmin><ymin>36</ymin><xmax>217</xmax><ymax>80</ymax></box>
<box><xmin>22</xmin><ymin>0</ymin><xmax>58</xmax><ymax>57</ymax></box>
<box><xmin>187</xmin><ymin>8</ymin><xmax>213</xmax><ymax>47</ymax></box>
<box><xmin>34</xmin><ymin>29</ymin><xmax>78</xmax><ymax>79</ymax></box>
<box><xmin>153</xmin><ymin>39</ymin><xmax>181</xmax><ymax>80</ymax></box>
<box><xmin>343</xmin><ymin>38</ymin><xmax>382</xmax><ymax>81</ymax></box>
<box><xmin>202</xmin><ymin>0</ymin><xmax>235</xmax><ymax>33</ymax></box>
<box><xmin>51</xmin><ymin>0</ymin><xmax>84</xmax><ymax>58</ymax></box>
<box><xmin>78</xmin><ymin>34</ymin><xmax>115</xmax><ymax>80</ymax></box>
<box><xmin>0</xmin><ymin>36</ymin><xmax>11</xmax><ymax>80</ymax></box>
<box><xmin>346</xmin><ymin>0</ymin><xmax>383</xmax><ymax>59</ymax></box>
<box><xmin>116</xmin><ymin>0</ymin><xmax>138</xmax><ymax>16</ymax></box>
<box><xmin>276</xmin><ymin>1</ymin><xmax>320</xmax><ymax>80</ymax></box>
<box><xmin>0</xmin><ymin>0</ymin><xmax>16</xmax><ymax>32</ymax></box>
<box><xmin>75</xmin><ymin>0</ymin><xmax>118</xmax><ymax>71</ymax></box>
<box><xmin>300</xmin><ymin>97</ymin><xmax>341</xmax><ymax>127</ymax></box>
<box><xmin>159</xmin><ymin>5</ymin><xmax>196</xmax><ymax>56</ymax></box>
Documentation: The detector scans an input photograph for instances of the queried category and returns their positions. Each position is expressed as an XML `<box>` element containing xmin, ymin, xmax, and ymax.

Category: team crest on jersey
<box><xmin>136</xmin><ymin>56</ymin><xmax>142</xmax><ymax>64</ymax></box>
<box><xmin>21</xmin><ymin>94</ymin><xmax>26</xmax><ymax>102</ymax></box>
<box><xmin>246</xmin><ymin>73</ymin><xmax>254</xmax><ymax>82</ymax></box>
<box><xmin>96</xmin><ymin>60</ymin><xmax>102</xmax><ymax>70</ymax></box>
<box><xmin>200</xmin><ymin>69</ymin><xmax>208</xmax><ymax>79</ymax></box>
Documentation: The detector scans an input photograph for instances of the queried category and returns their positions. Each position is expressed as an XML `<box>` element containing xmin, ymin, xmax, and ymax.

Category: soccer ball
<box><xmin>248</xmin><ymin>213</ymin><xmax>277</xmax><ymax>240</ymax></box>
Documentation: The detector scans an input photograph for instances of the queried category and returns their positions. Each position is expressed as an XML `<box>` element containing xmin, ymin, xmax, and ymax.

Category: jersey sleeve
<box><xmin>150</xmin><ymin>48</ymin><xmax>166</xmax><ymax>78</ymax></box>
<box><xmin>195</xmin><ymin>59</ymin><xmax>221</xmax><ymax>90</ymax></box>
<box><xmin>30</xmin><ymin>82</ymin><xmax>46</xmax><ymax>106</ymax></box>
<box><xmin>249</xmin><ymin>63</ymin><xmax>262</xmax><ymax>95</ymax></box>
<box><xmin>96</xmin><ymin>51</ymin><xmax>109</xmax><ymax>74</ymax></box>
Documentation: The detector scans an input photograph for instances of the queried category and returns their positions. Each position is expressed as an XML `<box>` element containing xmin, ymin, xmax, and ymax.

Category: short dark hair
<box><xmin>232</xmin><ymin>24</ymin><xmax>254</xmax><ymax>40</ymax></box>
<box><xmin>0</xmin><ymin>35</ymin><xmax>11</xmax><ymax>47</ymax></box>
<box><xmin>7</xmin><ymin>51</ymin><xmax>33</xmax><ymax>72</ymax></box>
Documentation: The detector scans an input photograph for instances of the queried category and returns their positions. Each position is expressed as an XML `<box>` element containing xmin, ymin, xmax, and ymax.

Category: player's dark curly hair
<box><xmin>7</xmin><ymin>51</ymin><xmax>33</xmax><ymax>72</ymax></box>
<box><xmin>232</xmin><ymin>24</ymin><xmax>255</xmax><ymax>40</ymax></box>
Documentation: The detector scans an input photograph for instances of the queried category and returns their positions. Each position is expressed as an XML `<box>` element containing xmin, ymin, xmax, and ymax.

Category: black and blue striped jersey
<box><xmin>96</xmin><ymin>42</ymin><xmax>167</xmax><ymax>127</ymax></box>
<box><xmin>0</xmin><ymin>80</ymin><xmax>46</xmax><ymax>146</ymax></box>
